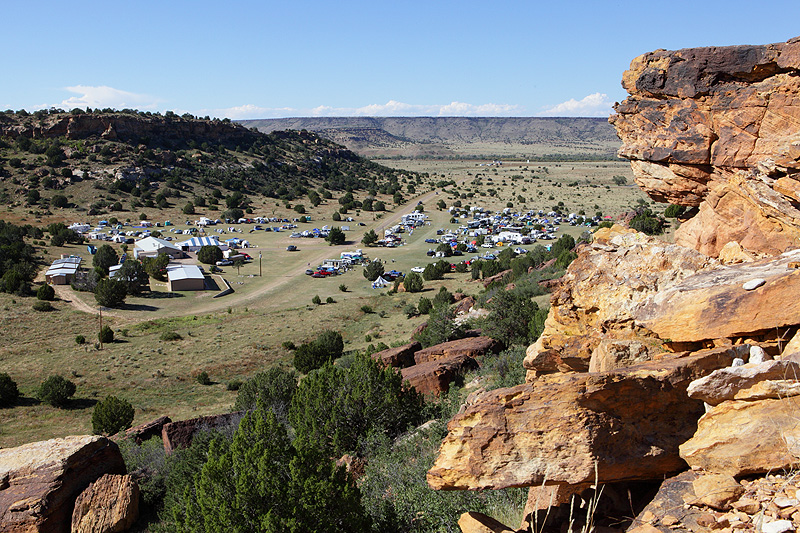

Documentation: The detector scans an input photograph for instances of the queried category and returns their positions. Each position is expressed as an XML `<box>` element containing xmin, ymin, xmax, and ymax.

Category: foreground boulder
<box><xmin>0</xmin><ymin>436</ymin><xmax>125</xmax><ymax>533</ymax></box>
<box><xmin>71</xmin><ymin>474</ymin><xmax>139</xmax><ymax>533</ymax></box>
<box><xmin>427</xmin><ymin>346</ymin><xmax>745</xmax><ymax>490</ymax></box>
<box><xmin>610</xmin><ymin>36</ymin><xmax>800</xmax><ymax>257</ymax></box>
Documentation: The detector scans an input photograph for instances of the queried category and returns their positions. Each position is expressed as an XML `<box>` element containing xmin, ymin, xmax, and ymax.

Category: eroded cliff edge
<box><xmin>610</xmin><ymin>36</ymin><xmax>800</xmax><ymax>257</ymax></box>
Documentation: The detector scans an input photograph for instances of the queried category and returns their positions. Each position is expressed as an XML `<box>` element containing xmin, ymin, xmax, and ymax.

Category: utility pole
<box><xmin>98</xmin><ymin>306</ymin><xmax>103</xmax><ymax>350</ymax></box>
<box><xmin>259</xmin><ymin>251</ymin><xmax>262</xmax><ymax>277</ymax></box>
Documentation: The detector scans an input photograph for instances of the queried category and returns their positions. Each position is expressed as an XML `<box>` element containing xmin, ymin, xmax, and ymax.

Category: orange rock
<box><xmin>611</xmin><ymin>36</ymin><xmax>800</xmax><ymax>257</ymax></box>
<box><xmin>71</xmin><ymin>474</ymin><xmax>139</xmax><ymax>533</ymax></box>
<box><xmin>457</xmin><ymin>512</ymin><xmax>515</xmax><ymax>533</ymax></box>
<box><xmin>427</xmin><ymin>347</ymin><xmax>739</xmax><ymax>490</ymax></box>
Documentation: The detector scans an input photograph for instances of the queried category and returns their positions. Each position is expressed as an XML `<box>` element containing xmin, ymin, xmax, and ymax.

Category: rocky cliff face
<box><xmin>610</xmin><ymin>36</ymin><xmax>800</xmax><ymax>257</ymax></box>
<box><xmin>431</xmin><ymin>37</ymin><xmax>800</xmax><ymax>533</ymax></box>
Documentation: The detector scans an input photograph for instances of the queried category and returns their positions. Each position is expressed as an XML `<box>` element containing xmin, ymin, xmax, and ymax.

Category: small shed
<box><xmin>45</xmin><ymin>256</ymin><xmax>82</xmax><ymax>285</ymax></box>
<box><xmin>166</xmin><ymin>265</ymin><xmax>206</xmax><ymax>292</ymax></box>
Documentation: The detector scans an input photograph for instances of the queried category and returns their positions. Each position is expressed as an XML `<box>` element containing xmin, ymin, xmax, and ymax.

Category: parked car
<box><xmin>216</xmin><ymin>260</ymin><xmax>233</xmax><ymax>266</ymax></box>
<box><xmin>287</xmin><ymin>245</ymin><xmax>297</xmax><ymax>251</ymax></box>
<box><xmin>305</xmin><ymin>269</ymin><xmax>314</xmax><ymax>275</ymax></box>
<box><xmin>425</xmin><ymin>238</ymin><xmax>437</xmax><ymax>243</ymax></box>
<box><xmin>411</xmin><ymin>266</ymin><xmax>425</xmax><ymax>273</ymax></box>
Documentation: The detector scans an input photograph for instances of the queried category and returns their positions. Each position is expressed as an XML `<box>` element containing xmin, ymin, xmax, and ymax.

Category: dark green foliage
<box><xmin>481</xmin><ymin>347</ymin><xmax>528</xmax><ymax>390</ymax></box>
<box><xmin>0</xmin><ymin>221</ymin><xmax>38</xmax><ymax>295</ymax></box>
<box><xmin>360</xmin><ymin>425</ymin><xmax>528</xmax><ymax>532</ymax></box>
<box><xmin>326</xmin><ymin>296</ymin><xmax>335</xmax><ymax>304</ymax></box>
<box><xmin>197</xmin><ymin>245</ymin><xmax>223</xmax><ymax>265</ymax></box>
<box><xmin>629</xmin><ymin>207</ymin><xmax>665</xmax><ymax>235</ymax></box>
<box><xmin>36</xmin><ymin>283</ymin><xmax>55</xmax><ymax>301</ymax></box>
<box><xmin>32</xmin><ymin>300</ymin><xmax>53</xmax><ymax>312</ymax></box>
<box><xmin>293</xmin><ymin>330</ymin><xmax>344</xmax><ymax>373</ymax></box>
<box><xmin>326</xmin><ymin>226</ymin><xmax>346</xmax><ymax>245</ymax></box>
<box><xmin>414</xmin><ymin>301</ymin><xmax>463</xmax><ymax>348</ymax></box>
<box><xmin>339</xmin><ymin>284</ymin><xmax>348</xmax><ymax>292</ymax></box>
<box><xmin>75</xmin><ymin>335</ymin><xmax>86</xmax><ymax>344</ymax></box>
<box><xmin>160</xmin><ymin>331</ymin><xmax>182</xmax><ymax>341</ymax></box>
<box><xmin>196</xmin><ymin>371</ymin><xmax>211</xmax><ymax>385</ymax></box>
<box><xmin>529</xmin><ymin>306</ymin><xmax>548</xmax><ymax>344</ymax></box>
<box><xmin>234</xmin><ymin>366</ymin><xmax>298</xmax><ymax>425</ymax></box>
<box><xmin>92</xmin><ymin>395</ymin><xmax>135</xmax><ymax>435</ymax></box>
<box><xmin>363</xmin><ymin>260</ymin><xmax>385</xmax><ymax>281</ymax></box>
<box><xmin>432</xmin><ymin>287</ymin><xmax>454</xmax><ymax>308</ymax></box>
<box><xmin>361</xmin><ymin>305</ymin><xmax>374</xmax><ymax>314</ymax></box>
<box><xmin>141</xmin><ymin>253</ymin><xmax>169</xmax><ymax>281</ymax></box>
<box><xmin>118</xmin><ymin>436</ymin><xmax>169</xmax><ymax>510</ymax></box>
<box><xmin>99</xmin><ymin>325</ymin><xmax>114</xmax><ymax>344</ymax></box>
<box><xmin>171</xmin><ymin>406</ymin><xmax>369</xmax><ymax>532</ymax></box>
<box><xmin>93</xmin><ymin>244</ymin><xmax>119</xmax><ymax>274</ymax></box>
<box><xmin>37</xmin><ymin>375</ymin><xmax>76</xmax><ymax>407</ymax></box>
<box><xmin>550</xmin><ymin>234</ymin><xmax>575</xmax><ymax>257</ymax></box>
<box><xmin>116</xmin><ymin>259</ymin><xmax>148</xmax><ymax>294</ymax></box>
<box><xmin>290</xmin><ymin>353</ymin><xmax>424</xmax><ymax>458</ymax></box>
<box><xmin>484</xmin><ymin>288</ymin><xmax>539</xmax><ymax>347</ymax></box>
<box><xmin>51</xmin><ymin>194</ymin><xmax>69</xmax><ymax>208</ymax></box>
<box><xmin>0</xmin><ymin>373</ymin><xmax>20</xmax><ymax>408</ymax></box>
<box><xmin>362</xmin><ymin>229</ymin><xmax>378</xmax><ymax>246</ymax></box>
<box><xmin>94</xmin><ymin>278</ymin><xmax>127</xmax><ymax>308</ymax></box>
<box><xmin>554</xmin><ymin>250</ymin><xmax>577</xmax><ymax>269</ymax></box>
<box><xmin>403</xmin><ymin>304</ymin><xmax>418</xmax><ymax>318</ymax></box>
<box><xmin>664</xmin><ymin>204</ymin><xmax>686</xmax><ymax>218</ymax></box>
<box><xmin>183</xmin><ymin>202</ymin><xmax>195</xmax><ymax>215</ymax></box>
<box><xmin>417</xmin><ymin>296</ymin><xmax>432</xmax><ymax>315</ymax></box>
<box><xmin>312</xmin><ymin>294</ymin><xmax>321</xmax><ymax>305</ymax></box>
<box><xmin>403</xmin><ymin>272</ymin><xmax>424</xmax><ymax>293</ymax></box>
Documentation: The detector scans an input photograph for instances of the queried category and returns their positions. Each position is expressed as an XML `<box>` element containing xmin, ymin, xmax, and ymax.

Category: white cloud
<box><xmin>56</xmin><ymin>85</ymin><xmax>162</xmax><ymax>111</ymax></box>
<box><xmin>211</xmin><ymin>100</ymin><xmax>525</xmax><ymax>119</ymax></box>
<box><xmin>538</xmin><ymin>93</ymin><xmax>614</xmax><ymax>117</ymax></box>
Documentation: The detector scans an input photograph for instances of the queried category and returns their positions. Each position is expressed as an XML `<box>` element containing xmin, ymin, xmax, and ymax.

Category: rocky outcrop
<box><xmin>401</xmin><ymin>354</ymin><xmax>479</xmax><ymax>396</ymax></box>
<box><xmin>124</xmin><ymin>415</ymin><xmax>171</xmax><ymax>445</ymax></box>
<box><xmin>414</xmin><ymin>337</ymin><xmax>501</xmax><ymax>365</ymax></box>
<box><xmin>610</xmin><ymin>36</ymin><xmax>800</xmax><ymax>257</ymax></box>
<box><xmin>427</xmin><ymin>346</ymin><xmax>745</xmax><ymax>490</ymax></box>
<box><xmin>0</xmin><ymin>436</ymin><xmax>126</xmax><ymax>533</ymax></box>
<box><xmin>70</xmin><ymin>474</ymin><xmax>139</xmax><ymax>533</ymax></box>
<box><xmin>371</xmin><ymin>341</ymin><xmax>420</xmax><ymax>368</ymax></box>
<box><xmin>457</xmin><ymin>512</ymin><xmax>515</xmax><ymax>533</ymax></box>
<box><xmin>161</xmin><ymin>412</ymin><xmax>243</xmax><ymax>453</ymax></box>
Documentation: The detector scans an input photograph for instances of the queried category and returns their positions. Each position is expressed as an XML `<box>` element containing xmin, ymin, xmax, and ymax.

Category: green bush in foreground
<box><xmin>36</xmin><ymin>283</ymin><xmax>55</xmax><ymax>301</ymax></box>
<box><xmin>37</xmin><ymin>375</ymin><xmax>76</xmax><ymax>407</ymax></box>
<box><xmin>32</xmin><ymin>300</ymin><xmax>53</xmax><ymax>312</ymax></box>
<box><xmin>92</xmin><ymin>395</ymin><xmax>135</xmax><ymax>435</ymax></box>
<box><xmin>0</xmin><ymin>373</ymin><xmax>20</xmax><ymax>408</ymax></box>
<box><xmin>99</xmin><ymin>325</ymin><xmax>114</xmax><ymax>344</ymax></box>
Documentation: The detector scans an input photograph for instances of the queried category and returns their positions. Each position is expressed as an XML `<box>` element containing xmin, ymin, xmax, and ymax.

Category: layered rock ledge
<box><xmin>610</xmin><ymin>36</ymin><xmax>800</xmax><ymax>256</ymax></box>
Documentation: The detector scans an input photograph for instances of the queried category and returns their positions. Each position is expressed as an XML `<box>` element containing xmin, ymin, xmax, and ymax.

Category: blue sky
<box><xmin>2</xmin><ymin>1</ymin><xmax>798</xmax><ymax>119</ymax></box>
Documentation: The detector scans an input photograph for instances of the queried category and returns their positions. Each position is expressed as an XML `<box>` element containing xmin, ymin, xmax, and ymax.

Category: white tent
<box><xmin>371</xmin><ymin>276</ymin><xmax>389</xmax><ymax>289</ymax></box>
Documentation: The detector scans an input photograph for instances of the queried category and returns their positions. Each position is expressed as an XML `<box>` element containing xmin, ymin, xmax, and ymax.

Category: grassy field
<box><xmin>0</xmin><ymin>158</ymin><xmax>653</xmax><ymax>447</ymax></box>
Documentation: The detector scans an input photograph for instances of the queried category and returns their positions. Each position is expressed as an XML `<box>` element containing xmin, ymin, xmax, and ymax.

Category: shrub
<box><xmin>92</xmin><ymin>395</ymin><xmax>135</xmax><ymax>435</ymax></box>
<box><xmin>37</xmin><ymin>375</ymin><xmax>76</xmax><ymax>407</ymax></box>
<box><xmin>94</xmin><ymin>278</ymin><xmax>127</xmax><ymax>308</ymax></box>
<box><xmin>293</xmin><ymin>330</ymin><xmax>344</xmax><ymax>374</ymax></box>
<box><xmin>403</xmin><ymin>272</ymin><xmax>424</xmax><ymax>293</ymax></box>
<box><xmin>160</xmin><ymin>331</ymin><xmax>182</xmax><ymax>341</ymax></box>
<box><xmin>326</xmin><ymin>296</ymin><xmax>335</xmax><ymax>304</ymax></box>
<box><xmin>0</xmin><ymin>373</ymin><xmax>20</xmax><ymax>407</ymax></box>
<box><xmin>37</xmin><ymin>283</ymin><xmax>55</xmax><ymax>301</ymax></box>
<box><xmin>92</xmin><ymin>244</ymin><xmax>119</xmax><ymax>274</ymax></box>
<box><xmin>234</xmin><ymin>366</ymin><xmax>298</xmax><ymax>424</ymax></box>
<box><xmin>417</xmin><ymin>296</ymin><xmax>433</xmax><ymax>315</ymax></box>
<box><xmin>282</xmin><ymin>340</ymin><xmax>296</xmax><ymax>350</ymax></box>
<box><xmin>32</xmin><ymin>300</ymin><xmax>53</xmax><ymax>312</ymax></box>
<box><xmin>403</xmin><ymin>304</ymin><xmax>419</xmax><ymax>318</ymax></box>
<box><xmin>338</xmin><ymin>284</ymin><xmax>347</xmax><ymax>292</ymax></box>
<box><xmin>363</xmin><ymin>260</ymin><xmax>384</xmax><ymax>281</ymax></box>
<box><xmin>664</xmin><ymin>204</ymin><xmax>687</xmax><ymax>218</ymax></box>
<box><xmin>98</xmin><ymin>325</ymin><xmax>114</xmax><ymax>344</ymax></box>
<box><xmin>196</xmin><ymin>371</ymin><xmax>211</xmax><ymax>385</ymax></box>
<box><xmin>226</xmin><ymin>379</ymin><xmax>243</xmax><ymax>391</ymax></box>
<box><xmin>197</xmin><ymin>245</ymin><xmax>223</xmax><ymax>265</ymax></box>
<box><xmin>312</xmin><ymin>295</ymin><xmax>321</xmax><ymax>305</ymax></box>
<box><xmin>290</xmin><ymin>353</ymin><xmax>424</xmax><ymax>457</ymax></box>
<box><xmin>75</xmin><ymin>334</ymin><xmax>86</xmax><ymax>345</ymax></box>
<box><xmin>360</xmin><ymin>305</ymin><xmax>374</xmax><ymax>314</ymax></box>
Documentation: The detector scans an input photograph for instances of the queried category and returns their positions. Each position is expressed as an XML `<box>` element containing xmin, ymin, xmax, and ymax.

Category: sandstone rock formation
<box><xmin>161</xmin><ymin>412</ymin><xmax>243</xmax><ymax>453</ymax></box>
<box><xmin>427</xmin><ymin>346</ymin><xmax>744</xmax><ymax>490</ymax></box>
<box><xmin>610</xmin><ymin>36</ymin><xmax>800</xmax><ymax>257</ymax></box>
<box><xmin>371</xmin><ymin>341</ymin><xmax>420</xmax><ymax>368</ymax></box>
<box><xmin>71</xmin><ymin>474</ymin><xmax>139</xmax><ymax>533</ymax></box>
<box><xmin>124</xmin><ymin>415</ymin><xmax>171</xmax><ymax>445</ymax></box>
<box><xmin>0</xmin><ymin>436</ymin><xmax>126</xmax><ymax>533</ymax></box>
<box><xmin>401</xmin><ymin>354</ymin><xmax>479</xmax><ymax>396</ymax></box>
<box><xmin>414</xmin><ymin>336</ymin><xmax>501</xmax><ymax>365</ymax></box>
